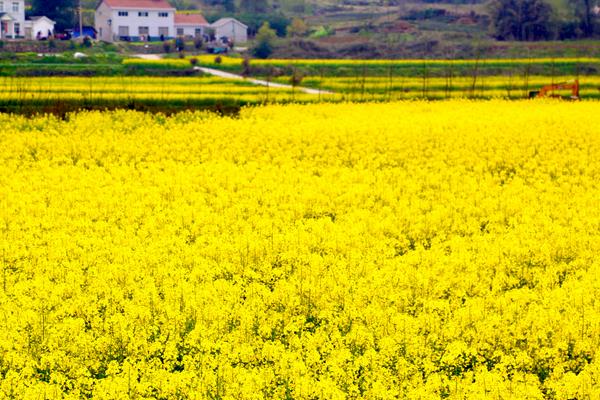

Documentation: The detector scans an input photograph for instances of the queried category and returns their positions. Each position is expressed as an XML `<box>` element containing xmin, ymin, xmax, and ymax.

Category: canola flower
<box><xmin>0</xmin><ymin>76</ymin><xmax>315</xmax><ymax>104</ymax></box>
<box><xmin>268</xmin><ymin>75</ymin><xmax>600</xmax><ymax>101</ymax></box>
<box><xmin>2</xmin><ymin>75</ymin><xmax>598</xmax><ymax>107</ymax></box>
<box><xmin>123</xmin><ymin>56</ymin><xmax>600</xmax><ymax>69</ymax></box>
<box><xmin>1</xmin><ymin>101</ymin><xmax>600</xmax><ymax>399</ymax></box>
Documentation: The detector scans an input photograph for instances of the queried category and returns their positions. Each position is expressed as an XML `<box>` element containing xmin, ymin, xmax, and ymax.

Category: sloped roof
<box><xmin>29</xmin><ymin>16</ymin><xmax>56</xmax><ymax>24</ymax></box>
<box><xmin>0</xmin><ymin>13</ymin><xmax>14</xmax><ymax>21</ymax></box>
<box><xmin>100</xmin><ymin>0</ymin><xmax>175</xmax><ymax>10</ymax></box>
<box><xmin>211</xmin><ymin>18</ymin><xmax>248</xmax><ymax>29</ymax></box>
<box><xmin>174</xmin><ymin>13</ymin><xmax>208</xmax><ymax>26</ymax></box>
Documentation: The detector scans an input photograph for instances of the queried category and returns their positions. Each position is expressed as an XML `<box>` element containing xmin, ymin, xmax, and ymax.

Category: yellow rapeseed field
<box><xmin>1</xmin><ymin>101</ymin><xmax>600</xmax><ymax>399</ymax></box>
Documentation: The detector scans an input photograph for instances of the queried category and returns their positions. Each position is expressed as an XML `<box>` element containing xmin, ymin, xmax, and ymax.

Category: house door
<box><xmin>118</xmin><ymin>26</ymin><xmax>129</xmax><ymax>38</ymax></box>
<box><xmin>25</xmin><ymin>27</ymin><xmax>32</xmax><ymax>39</ymax></box>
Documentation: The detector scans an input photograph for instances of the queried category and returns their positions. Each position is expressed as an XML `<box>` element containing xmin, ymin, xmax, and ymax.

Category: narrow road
<box><xmin>134</xmin><ymin>54</ymin><xmax>163</xmax><ymax>60</ymax></box>
<box><xmin>132</xmin><ymin>54</ymin><xmax>334</xmax><ymax>95</ymax></box>
<box><xmin>195</xmin><ymin>66</ymin><xmax>334</xmax><ymax>95</ymax></box>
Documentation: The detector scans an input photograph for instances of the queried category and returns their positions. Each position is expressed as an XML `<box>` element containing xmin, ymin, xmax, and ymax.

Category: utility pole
<box><xmin>79</xmin><ymin>0</ymin><xmax>83</xmax><ymax>39</ymax></box>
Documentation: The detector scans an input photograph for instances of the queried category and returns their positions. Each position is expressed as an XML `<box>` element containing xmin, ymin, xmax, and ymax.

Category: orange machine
<box><xmin>529</xmin><ymin>80</ymin><xmax>580</xmax><ymax>100</ymax></box>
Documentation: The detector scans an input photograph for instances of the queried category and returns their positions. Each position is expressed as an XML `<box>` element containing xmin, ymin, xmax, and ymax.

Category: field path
<box><xmin>134</xmin><ymin>54</ymin><xmax>163</xmax><ymax>60</ymax></box>
<box><xmin>132</xmin><ymin>54</ymin><xmax>333</xmax><ymax>95</ymax></box>
<box><xmin>195</xmin><ymin>66</ymin><xmax>334</xmax><ymax>95</ymax></box>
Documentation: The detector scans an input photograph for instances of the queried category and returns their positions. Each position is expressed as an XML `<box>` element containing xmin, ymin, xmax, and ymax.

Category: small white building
<box><xmin>175</xmin><ymin>13</ymin><xmax>209</xmax><ymax>39</ymax></box>
<box><xmin>95</xmin><ymin>0</ymin><xmax>176</xmax><ymax>42</ymax></box>
<box><xmin>25</xmin><ymin>16</ymin><xmax>56</xmax><ymax>40</ymax></box>
<box><xmin>211</xmin><ymin>18</ymin><xmax>248</xmax><ymax>44</ymax></box>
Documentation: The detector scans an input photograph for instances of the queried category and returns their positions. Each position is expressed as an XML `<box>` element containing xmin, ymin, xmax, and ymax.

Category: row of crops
<box><xmin>124</xmin><ymin>56</ymin><xmax>600</xmax><ymax>77</ymax></box>
<box><xmin>0</xmin><ymin>74</ymin><xmax>598</xmax><ymax>114</ymax></box>
<box><xmin>0</xmin><ymin>76</ymin><xmax>316</xmax><ymax>114</ymax></box>
<box><xmin>0</xmin><ymin>56</ymin><xmax>597</xmax><ymax>114</ymax></box>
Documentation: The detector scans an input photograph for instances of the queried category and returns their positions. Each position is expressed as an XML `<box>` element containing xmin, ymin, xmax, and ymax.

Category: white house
<box><xmin>25</xmin><ymin>16</ymin><xmax>56</xmax><ymax>40</ymax></box>
<box><xmin>0</xmin><ymin>0</ymin><xmax>55</xmax><ymax>40</ymax></box>
<box><xmin>95</xmin><ymin>0</ymin><xmax>176</xmax><ymax>42</ymax></box>
<box><xmin>0</xmin><ymin>0</ymin><xmax>25</xmax><ymax>39</ymax></box>
<box><xmin>174</xmin><ymin>13</ymin><xmax>209</xmax><ymax>39</ymax></box>
<box><xmin>211</xmin><ymin>18</ymin><xmax>248</xmax><ymax>44</ymax></box>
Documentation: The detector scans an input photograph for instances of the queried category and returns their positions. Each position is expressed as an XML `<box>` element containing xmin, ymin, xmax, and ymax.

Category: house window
<box><xmin>177</xmin><ymin>28</ymin><xmax>184</xmax><ymax>36</ymax></box>
<box><xmin>118</xmin><ymin>26</ymin><xmax>129</xmax><ymax>36</ymax></box>
<box><xmin>158</xmin><ymin>12</ymin><xmax>169</xmax><ymax>17</ymax></box>
<box><xmin>118</xmin><ymin>11</ymin><xmax>128</xmax><ymax>17</ymax></box>
<box><xmin>138</xmin><ymin>11</ymin><xmax>148</xmax><ymax>17</ymax></box>
<box><xmin>12</xmin><ymin>2</ymin><xmax>18</xmax><ymax>12</ymax></box>
<box><xmin>0</xmin><ymin>2</ymin><xmax>4</xmax><ymax>12</ymax></box>
<box><xmin>138</xmin><ymin>26</ymin><xmax>149</xmax><ymax>35</ymax></box>
<box><xmin>158</xmin><ymin>27</ymin><xmax>168</xmax><ymax>37</ymax></box>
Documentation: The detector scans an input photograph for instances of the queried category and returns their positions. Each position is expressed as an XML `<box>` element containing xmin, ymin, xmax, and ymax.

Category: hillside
<box><xmin>159</xmin><ymin>0</ymin><xmax>589</xmax><ymax>58</ymax></box>
<box><xmin>64</xmin><ymin>0</ymin><xmax>598</xmax><ymax>58</ymax></box>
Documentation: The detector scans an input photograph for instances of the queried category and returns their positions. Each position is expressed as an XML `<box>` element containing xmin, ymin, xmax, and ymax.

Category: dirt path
<box><xmin>132</xmin><ymin>55</ymin><xmax>333</xmax><ymax>95</ymax></box>
<box><xmin>195</xmin><ymin>66</ymin><xmax>334</xmax><ymax>95</ymax></box>
<box><xmin>133</xmin><ymin>54</ymin><xmax>163</xmax><ymax>60</ymax></box>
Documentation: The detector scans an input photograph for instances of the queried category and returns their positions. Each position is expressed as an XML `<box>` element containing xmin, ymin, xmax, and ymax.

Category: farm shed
<box><xmin>25</xmin><ymin>16</ymin><xmax>56</xmax><ymax>40</ymax></box>
<box><xmin>211</xmin><ymin>18</ymin><xmax>248</xmax><ymax>44</ymax></box>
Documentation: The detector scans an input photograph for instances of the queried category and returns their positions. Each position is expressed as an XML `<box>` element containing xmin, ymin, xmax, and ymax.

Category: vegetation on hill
<box><xmin>21</xmin><ymin>0</ymin><xmax>600</xmax><ymax>59</ymax></box>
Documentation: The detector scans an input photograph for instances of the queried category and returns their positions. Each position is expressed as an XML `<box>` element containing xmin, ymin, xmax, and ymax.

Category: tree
<box><xmin>206</xmin><ymin>0</ymin><xmax>235</xmax><ymax>12</ymax></box>
<box><xmin>489</xmin><ymin>0</ymin><xmax>555</xmax><ymax>41</ymax></box>
<box><xmin>240</xmin><ymin>0</ymin><xmax>270</xmax><ymax>13</ymax></box>
<box><xmin>253</xmin><ymin>22</ymin><xmax>277</xmax><ymax>59</ymax></box>
<box><xmin>287</xmin><ymin>18</ymin><xmax>308</xmax><ymax>38</ymax></box>
<box><xmin>30</xmin><ymin>0</ymin><xmax>77</xmax><ymax>31</ymax></box>
<box><xmin>569</xmin><ymin>0</ymin><xmax>596</xmax><ymax>36</ymax></box>
<box><xmin>222</xmin><ymin>0</ymin><xmax>235</xmax><ymax>13</ymax></box>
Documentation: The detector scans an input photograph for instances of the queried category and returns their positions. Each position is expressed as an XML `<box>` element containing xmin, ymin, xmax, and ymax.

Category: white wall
<box><xmin>214</xmin><ymin>21</ymin><xmax>247</xmax><ymax>44</ymax></box>
<box><xmin>0</xmin><ymin>0</ymin><xmax>25</xmax><ymax>23</ymax></box>
<box><xmin>95</xmin><ymin>2</ymin><xmax>112</xmax><ymax>42</ymax></box>
<box><xmin>175</xmin><ymin>25</ymin><xmax>207</xmax><ymax>38</ymax></box>
<box><xmin>0</xmin><ymin>0</ymin><xmax>25</xmax><ymax>38</ymax></box>
<box><xmin>96</xmin><ymin>3</ymin><xmax>176</xmax><ymax>42</ymax></box>
<box><xmin>30</xmin><ymin>19</ymin><xmax>55</xmax><ymax>39</ymax></box>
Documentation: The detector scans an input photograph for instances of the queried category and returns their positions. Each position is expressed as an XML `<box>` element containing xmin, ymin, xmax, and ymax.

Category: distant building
<box><xmin>211</xmin><ymin>18</ymin><xmax>248</xmax><ymax>44</ymax></box>
<box><xmin>95</xmin><ymin>0</ymin><xmax>248</xmax><ymax>44</ymax></box>
<box><xmin>95</xmin><ymin>0</ymin><xmax>176</xmax><ymax>42</ymax></box>
<box><xmin>0</xmin><ymin>0</ymin><xmax>55</xmax><ymax>40</ymax></box>
<box><xmin>0</xmin><ymin>0</ymin><xmax>25</xmax><ymax>39</ymax></box>
<box><xmin>26</xmin><ymin>16</ymin><xmax>56</xmax><ymax>40</ymax></box>
<box><xmin>175</xmin><ymin>14</ymin><xmax>209</xmax><ymax>39</ymax></box>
